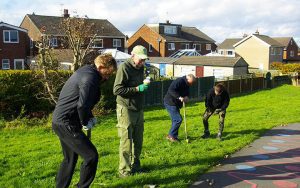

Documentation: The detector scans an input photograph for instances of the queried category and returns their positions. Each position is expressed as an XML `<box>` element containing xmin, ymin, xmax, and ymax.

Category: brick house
<box><xmin>0</xmin><ymin>22</ymin><xmax>30</xmax><ymax>70</ymax></box>
<box><xmin>128</xmin><ymin>21</ymin><xmax>217</xmax><ymax>57</ymax></box>
<box><xmin>20</xmin><ymin>9</ymin><xmax>126</xmax><ymax>54</ymax></box>
<box><xmin>273</xmin><ymin>37</ymin><xmax>300</xmax><ymax>62</ymax></box>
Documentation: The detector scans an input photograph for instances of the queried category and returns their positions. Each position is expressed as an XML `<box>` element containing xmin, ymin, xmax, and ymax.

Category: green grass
<box><xmin>1</xmin><ymin>85</ymin><xmax>300</xmax><ymax>188</ymax></box>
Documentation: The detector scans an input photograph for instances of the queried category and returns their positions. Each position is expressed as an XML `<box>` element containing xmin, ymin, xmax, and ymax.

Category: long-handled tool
<box><xmin>183</xmin><ymin>102</ymin><xmax>190</xmax><ymax>143</ymax></box>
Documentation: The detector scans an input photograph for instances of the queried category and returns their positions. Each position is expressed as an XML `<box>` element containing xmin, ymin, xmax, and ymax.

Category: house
<box><xmin>234</xmin><ymin>33</ymin><xmax>284</xmax><ymax>70</ymax></box>
<box><xmin>217</xmin><ymin>38</ymin><xmax>242</xmax><ymax>57</ymax></box>
<box><xmin>0</xmin><ymin>22</ymin><xmax>30</xmax><ymax>70</ymax></box>
<box><xmin>20</xmin><ymin>9</ymin><xmax>126</xmax><ymax>53</ymax></box>
<box><xmin>128</xmin><ymin>21</ymin><xmax>217</xmax><ymax>57</ymax></box>
<box><xmin>273</xmin><ymin>37</ymin><xmax>300</xmax><ymax>62</ymax></box>
<box><xmin>148</xmin><ymin>56</ymin><xmax>248</xmax><ymax>78</ymax></box>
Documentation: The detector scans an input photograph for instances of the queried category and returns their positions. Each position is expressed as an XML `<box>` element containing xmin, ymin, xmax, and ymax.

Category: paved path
<box><xmin>191</xmin><ymin>123</ymin><xmax>300</xmax><ymax>188</ymax></box>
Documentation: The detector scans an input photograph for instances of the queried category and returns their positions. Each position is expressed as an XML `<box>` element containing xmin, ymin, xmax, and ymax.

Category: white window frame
<box><xmin>185</xmin><ymin>44</ymin><xmax>189</xmax><ymax>49</ymax></box>
<box><xmin>92</xmin><ymin>38</ymin><xmax>103</xmax><ymax>48</ymax></box>
<box><xmin>290</xmin><ymin>50</ymin><xmax>294</xmax><ymax>57</ymax></box>
<box><xmin>149</xmin><ymin>43</ymin><xmax>153</xmax><ymax>52</ymax></box>
<box><xmin>271</xmin><ymin>47</ymin><xmax>276</xmax><ymax>55</ymax></box>
<box><xmin>206</xmin><ymin>44</ymin><xmax>211</xmax><ymax>51</ymax></box>
<box><xmin>193</xmin><ymin>44</ymin><xmax>201</xmax><ymax>51</ymax></box>
<box><xmin>168</xmin><ymin>43</ymin><xmax>175</xmax><ymax>51</ymax></box>
<box><xmin>30</xmin><ymin>38</ymin><xmax>33</xmax><ymax>48</ymax></box>
<box><xmin>3</xmin><ymin>30</ymin><xmax>19</xmax><ymax>43</ymax></box>
<box><xmin>49</xmin><ymin>37</ymin><xmax>58</xmax><ymax>47</ymax></box>
<box><xmin>164</xmin><ymin>26</ymin><xmax>177</xmax><ymax>35</ymax></box>
<box><xmin>14</xmin><ymin>59</ymin><xmax>24</xmax><ymax>70</ymax></box>
<box><xmin>113</xmin><ymin>39</ymin><xmax>121</xmax><ymax>47</ymax></box>
<box><xmin>2</xmin><ymin>59</ymin><xmax>10</xmax><ymax>70</ymax></box>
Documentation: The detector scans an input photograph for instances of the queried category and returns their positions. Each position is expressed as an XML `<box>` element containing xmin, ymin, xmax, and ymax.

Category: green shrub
<box><xmin>271</xmin><ymin>62</ymin><xmax>300</xmax><ymax>73</ymax></box>
<box><xmin>0</xmin><ymin>70</ymin><xmax>71</xmax><ymax>119</ymax></box>
<box><xmin>0</xmin><ymin>70</ymin><xmax>117</xmax><ymax>120</ymax></box>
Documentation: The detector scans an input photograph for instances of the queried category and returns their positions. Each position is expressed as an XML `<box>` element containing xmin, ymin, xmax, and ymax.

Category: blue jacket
<box><xmin>164</xmin><ymin>76</ymin><xmax>190</xmax><ymax>108</ymax></box>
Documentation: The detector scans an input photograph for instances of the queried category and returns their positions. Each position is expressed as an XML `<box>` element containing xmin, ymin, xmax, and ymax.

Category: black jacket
<box><xmin>164</xmin><ymin>76</ymin><xmax>190</xmax><ymax>108</ymax></box>
<box><xmin>52</xmin><ymin>64</ymin><xmax>101</xmax><ymax>127</ymax></box>
<box><xmin>205</xmin><ymin>88</ymin><xmax>230</xmax><ymax>110</ymax></box>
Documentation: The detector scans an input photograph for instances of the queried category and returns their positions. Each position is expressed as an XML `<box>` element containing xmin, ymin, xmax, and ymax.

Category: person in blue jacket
<box><xmin>164</xmin><ymin>74</ymin><xmax>196</xmax><ymax>142</ymax></box>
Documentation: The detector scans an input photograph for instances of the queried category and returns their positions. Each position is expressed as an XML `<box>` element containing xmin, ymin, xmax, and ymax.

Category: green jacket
<box><xmin>113</xmin><ymin>59</ymin><xmax>144</xmax><ymax>111</ymax></box>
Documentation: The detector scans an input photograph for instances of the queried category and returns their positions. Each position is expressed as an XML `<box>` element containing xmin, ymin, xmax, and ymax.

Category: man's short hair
<box><xmin>94</xmin><ymin>54</ymin><xmax>117</xmax><ymax>71</ymax></box>
<box><xmin>215</xmin><ymin>83</ymin><xmax>225</xmax><ymax>93</ymax></box>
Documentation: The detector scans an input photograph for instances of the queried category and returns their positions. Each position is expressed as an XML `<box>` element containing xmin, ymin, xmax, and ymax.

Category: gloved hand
<box><xmin>82</xmin><ymin>117</ymin><xmax>97</xmax><ymax>131</ymax></box>
<box><xmin>214</xmin><ymin>108</ymin><xmax>222</xmax><ymax>114</ymax></box>
<box><xmin>137</xmin><ymin>84</ymin><xmax>148</xmax><ymax>92</ymax></box>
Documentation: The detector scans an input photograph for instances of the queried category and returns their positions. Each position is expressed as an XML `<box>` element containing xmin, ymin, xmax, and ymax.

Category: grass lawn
<box><xmin>1</xmin><ymin>85</ymin><xmax>300</xmax><ymax>188</ymax></box>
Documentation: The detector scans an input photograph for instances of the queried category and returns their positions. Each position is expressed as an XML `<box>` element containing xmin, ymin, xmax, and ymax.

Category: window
<box><xmin>3</xmin><ymin>30</ymin><xmax>19</xmax><ymax>43</ymax></box>
<box><xmin>149</xmin><ymin>43</ymin><xmax>153</xmax><ymax>52</ymax></box>
<box><xmin>92</xmin><ymin>38</ymin><xmax>103</xmax><ymax>48</ymax></box>
<box><xmin>291</xmin><ymin>40</ymin><xmax>293</xmax><ymax>45</ymax></box>
<box><xmin>185</xmin><ymin>44</ymin><xmax>189</xmax><ymax>49</ymax></box>
<box><xmin>113</xmin><ymin>39</ymin><xmax>121</xmax><ymax>47</ymax></box>
<box><xmin>227</xmin><ymin>51</ymin><xmax>233</xmax><ymax>55</ymax></box>
<box><xmin>271</xmin><ymin>47</ymin><xmax>276</xmax><ymax>55</ymax></box>
<box><xmin>49</xmin><ymin>37</ymin><xmax>58</xmax><ymax>47</ymax></box>
<box><xmin>30</xmin><ymin>39</ymin><xmax>33</xmax><ymax>48</ymax></box>
<box><xmin>2</xmin><ymin>59</ymin><xmax>10</xmax><ymax>70</ymax></box>
<box><xmin>164</xmin><ymin>26</ymin><xmax>177</xmax><ymax>35</ymax></box>
<box><xmin>206</xmin><ymin>44</ymin><xmax>211</xmax><ymax>51</ymax></box>
<box><xmin>168</xmin><ymin>43</ymin><xmax>175</xmax><ymax>50</ymax></box>
<box><xmin>219</xmin><ymin>50</ymin><xmax>224</xmax><ymax>55</ymax></box>
<box><xmin>193</xmin><ymin>44</ymin><xmax>201</xmax><ymax>51</ymax></box>
<box><xmin>14</xmin><ymin>59</ymin><xmax>24</xmax><ymax>70</ymax></box>
<box><xmin>290</xmin><ymin>50</ymin><xmax>294</xmax><ymax>57</ymax></box>
<box><xmin>277</xmin><ymin>48</ymin><xmax>282</xmax><ymax>55</ymax></box>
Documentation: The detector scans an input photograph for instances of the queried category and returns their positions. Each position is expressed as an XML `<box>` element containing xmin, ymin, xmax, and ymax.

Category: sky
<box><xmin>1</xmin><ymin>0</ymin><xmax>300</xmax><ymax>44</ymax></box>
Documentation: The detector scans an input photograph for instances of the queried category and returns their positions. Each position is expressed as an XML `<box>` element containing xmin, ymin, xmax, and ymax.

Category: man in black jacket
<box><xmin>164</xmin><ymin>74</ymin><xmax>196</xmax><ymax>142</ymax></box>
<box><xmin>201</xmin><ymin>83</ymin><xmax>230</xmax><ymax>140</ymax></box>
<box><xmin>52</xmin><ymin>54</ymin><xmax>117</xmax><ymax>188</ymax></box>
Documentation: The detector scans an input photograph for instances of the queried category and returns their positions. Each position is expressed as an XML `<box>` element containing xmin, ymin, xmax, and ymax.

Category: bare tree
<box><xmin>32</xmin><ymin>31</ymin><xmax>70</xmax><ymax>105</ymax></box>
<box><xmin>60</xmin><ymin>17</ymin><xmax>97</xmax><ymax>71</ymax></box>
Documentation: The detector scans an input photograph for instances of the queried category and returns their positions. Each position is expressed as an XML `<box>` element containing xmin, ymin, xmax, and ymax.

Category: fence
<box><xmin>144</xmin><ymin>74</ymin><xmax>295</xmax><ymax>106</ymax></box>
<box><xmin>144</xmin><ymin>76</ymin><xmax>215</xmax><ymax>106</ymax></box>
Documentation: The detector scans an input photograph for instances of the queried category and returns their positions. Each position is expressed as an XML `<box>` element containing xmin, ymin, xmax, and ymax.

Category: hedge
<box><xmin>0</xmin><ymin>70</ymin><xmax>116</xmax><ymax>119</ymax></box>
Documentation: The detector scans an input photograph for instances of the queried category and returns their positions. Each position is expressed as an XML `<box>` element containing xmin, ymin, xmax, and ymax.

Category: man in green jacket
<box><xmin>113</xmin><ymin>45</ymin><xmax>149</xmax><ymax>177</ymax></box>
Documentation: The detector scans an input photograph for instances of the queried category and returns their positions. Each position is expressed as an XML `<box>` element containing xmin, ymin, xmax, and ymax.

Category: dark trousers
<box><xmin>202</xmin><ymin>108</ymin><xmax>226</xmax><ymax>134</ymax></box>
<box><xmin>52</xmin><ymin>123</ymin><xmax>98</xmax><ymax>188</ymax></box>
<box><xmin>164</xmin><ymin>102</ymin><xmax>182</xmax><ymax>138</ymax></box>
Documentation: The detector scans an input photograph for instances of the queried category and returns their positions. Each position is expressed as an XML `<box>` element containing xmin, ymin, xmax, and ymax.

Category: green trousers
<box><xmin>116</xmin><ymin>104</ymin><xmax>144</xmax><ymax>175</ymax></box>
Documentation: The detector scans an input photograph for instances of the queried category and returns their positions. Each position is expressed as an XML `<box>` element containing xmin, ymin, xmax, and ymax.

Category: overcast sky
<box><xmin>1</xmin><ymin>0</ymin><xmax>300</xmax><ymax>44</ymax></box>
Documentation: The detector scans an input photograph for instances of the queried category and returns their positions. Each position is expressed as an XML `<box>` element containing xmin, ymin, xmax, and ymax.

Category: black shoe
<box><xmin>201</xmin><ymin>132</ymin><xmax>210</xmax><ymax>139</ymax></box>
<box><xmin>216</xmin><ymin>133</ymin><xmax>222</xmax><ymax>141</ymax></box>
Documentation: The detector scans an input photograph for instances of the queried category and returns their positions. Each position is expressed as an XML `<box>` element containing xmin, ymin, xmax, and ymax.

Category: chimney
<box><xmin>166</xmin><ymin>20</ymin><xmax>170</xmax><ymax>24</ymax></box>
<box><xmin>63</xmin><ymin>9</ymin><xmax>70</xmax><ymax>18</ymax></box>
